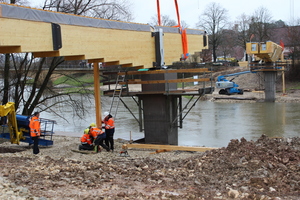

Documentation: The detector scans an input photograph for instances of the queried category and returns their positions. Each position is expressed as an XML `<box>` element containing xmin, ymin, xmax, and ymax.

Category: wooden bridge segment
<box><xmin>0</xmin><ymin>3</ymin><xmax>207</xmax><ymax>69</ymax></box>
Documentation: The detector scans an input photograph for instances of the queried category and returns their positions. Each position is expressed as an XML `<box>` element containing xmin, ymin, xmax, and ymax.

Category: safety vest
<box><xmin>29</xmin><ymin>116</ymin><xmax>41</xmax><ymax>137</ymax></box>
<box><xmin>89</xmin><ymin>127</ymin><xmax>104</xmax><ymax>139</ymax></box>
<box><xmin>104</xmin><ymin>118</ymin><xmax>115</xmax><ymax>129</ymax></box>
<box><xmin>81</xmin><ymin>134</ymin><xmax>92</xmax><ymax>145</ymax></box>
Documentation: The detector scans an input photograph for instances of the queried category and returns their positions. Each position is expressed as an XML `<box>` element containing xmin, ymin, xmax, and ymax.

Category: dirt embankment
<box><xmin>0</xmin><ymin>135</ymin><xmax>300</xmax><ymax>199</ymax></box>
<box><xmin>202</xmin><ymin>67</ymin><xmax>300</xmax><ymax>103</ymax></box>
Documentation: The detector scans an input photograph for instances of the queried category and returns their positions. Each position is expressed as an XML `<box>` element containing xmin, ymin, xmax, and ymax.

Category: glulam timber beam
<box><xmin>122</xmin><ymin>143</ymin><xmax>217</xmax><ymax>152</ymax></box>
<box><xmin>0</xmin><ymin>3</ymin><xmax>207</xmax><ymax>69</ymax></box>
<box><xmin>0</xmin><ymin>46</ymin><xmax>21</xmax><ymax>53</ymax></box>
<box><xmin>119</xmin><ymin>78</ymin><xmax>211</xmax><ymax>85</ymax></box>
<box><xmin>118</xmin><ymin>68</ymin><xmax>211</xmax><ymax>76</ymax></box>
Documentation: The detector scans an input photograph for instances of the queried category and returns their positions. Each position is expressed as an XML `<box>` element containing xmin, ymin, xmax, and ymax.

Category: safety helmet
<box><xmin>104</xmin><ymin>111</ymin><xmax>109</xmax><ymax>117</ymax></box>
<box><xmin>90</xmin><ymin>123</ymin><xmax>96</xmax><ymax>127</ymax></box>
<box><xmin>84</xmin><ymin>128</ymin><xmax>89</xmax><ymax>134</ymax></box>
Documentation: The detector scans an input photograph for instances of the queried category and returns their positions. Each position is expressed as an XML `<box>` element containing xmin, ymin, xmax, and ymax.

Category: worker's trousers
<box><xmin>94</xmin><ymin>133</ymin><xmax>109</xmax><ymax>151</ymax></box>
<box><xmin>105</xmin><ymin>128</ymin><xmax>115</xmax><ymax>150</ymax></box>
<box><xmin>31</xmin><ymin>136</ymin><xmax>40</xmax><ymax>154</ymax></box>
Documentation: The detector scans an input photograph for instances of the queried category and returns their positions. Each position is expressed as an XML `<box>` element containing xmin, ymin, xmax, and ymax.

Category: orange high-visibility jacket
<box><xmin>29</xmin><ymin>116</ymin><xmax>41</xmax><ymax>137</ymax></box>
<box><xmin>104</xmin><ymin>118</ymin><xmax>115</xmax><ymax>129</ymax></box>
<box><xmin>89</xmin><ymin>127</ymin><xmax>104</xmax><ymax>139</ymax></box>
<box><xmin>80</xmin><ymin>134</ymin><xmax>92</xmax><ymax>145</ymax></box>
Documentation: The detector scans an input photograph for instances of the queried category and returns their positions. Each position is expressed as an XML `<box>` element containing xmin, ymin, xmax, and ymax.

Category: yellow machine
<box><xmin>0</xmin><ymin>102</ymin><xmax>26</xmax><ymax>144</ymax></box>
<box><xmin>246</xmin><ymin>41</ymin><xmax>284</xmax><ymax>63</ymax></box>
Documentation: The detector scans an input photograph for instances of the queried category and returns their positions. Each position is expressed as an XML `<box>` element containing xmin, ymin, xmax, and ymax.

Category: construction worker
<box><xmin>89</xmin><ymin>123</ymin><xmax>109</xmax><ymax>152</ymax></box>
<box><xmin>29</xmin><ymin>112</ymin><xmax>41</xmax><ymax>154</ymax></box>
<box><xmin>79</xmin><ymin>128</ymin><xmax>94</xmax><ymax>151</ymax></box>
<box><xmin>102</xmin><ymin>112</ymin><xmax>115</xmax><ymax>152</ymax></box>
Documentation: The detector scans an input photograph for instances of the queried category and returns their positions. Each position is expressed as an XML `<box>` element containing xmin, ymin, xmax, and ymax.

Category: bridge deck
<box><xmin>0</xmin><ymin>3</ymin><xmax>207</xmax><ymax>69</ymax></box>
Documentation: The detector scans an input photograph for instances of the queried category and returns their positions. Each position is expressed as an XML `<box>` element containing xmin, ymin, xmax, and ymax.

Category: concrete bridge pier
<box><xmin>264</xmin><ymin>71</ymin><xmax>277</xmax><ymax>102</ymax></box>
<box><xmin>140</xmin><ymin>94</ymin><xmax>179</xmax><ymax>145</ymax></box>
<box><xmin>138</xmin><ymin>73</ymin><xmax>179</xmax><ymax>145</ymax></box>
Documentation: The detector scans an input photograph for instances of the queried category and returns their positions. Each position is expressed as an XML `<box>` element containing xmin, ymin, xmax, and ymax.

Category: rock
<box><xmin>228</xmin><ymin>188</ymin><xmax>239</xmax><ymax>198</ymax></box>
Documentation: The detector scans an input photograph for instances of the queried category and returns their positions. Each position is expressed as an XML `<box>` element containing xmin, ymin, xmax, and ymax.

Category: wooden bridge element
<box><xmin>0</xmin><ymin>3</ymin><xmax>207</xmax><ymax>68</ymax></box>
<box><xmin>0</xmin><ymin>3</ymin><xmax>210</xmax><ymax>144</ymax></box>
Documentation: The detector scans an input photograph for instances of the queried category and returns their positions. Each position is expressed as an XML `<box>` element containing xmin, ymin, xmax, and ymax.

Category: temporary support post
<box><xmin>92</xmin><ymin>62</ymin><xmax>102</xmax><ymax>127</ymax></box>
<box><xmin>282</xmin><ymin>66</ymin><xmax>286</xmax><ymax>94</ymax></box>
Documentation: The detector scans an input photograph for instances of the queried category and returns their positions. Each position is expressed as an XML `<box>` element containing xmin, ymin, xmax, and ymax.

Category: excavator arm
<box><xmin>0</xmin><ymin>102</ymin><xmax>25</xmax><ymax>144</ymax></box>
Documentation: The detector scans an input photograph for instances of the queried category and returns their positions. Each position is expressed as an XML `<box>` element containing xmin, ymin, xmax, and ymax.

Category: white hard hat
<box><xmin>104</xmin><ymin>111</ymin><xmax>109</xmax><ymax>117</ymax></box>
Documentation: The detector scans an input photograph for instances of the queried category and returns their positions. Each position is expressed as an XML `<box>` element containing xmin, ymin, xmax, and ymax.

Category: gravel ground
<box><xmin>0</xmin><ymin>135</ymin><xmax>299</xmax><ymax>199</ymax></box>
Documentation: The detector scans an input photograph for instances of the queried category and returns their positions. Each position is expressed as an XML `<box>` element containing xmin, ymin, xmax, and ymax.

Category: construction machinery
<box><xmin>246</xmin><ymin>40</ymin><xmax>285</xmax><ymax>72</ymax></box>
<box><xmin>216</xmin><ymin>71</ymin><xmax>251</xmax><ymax>95</ymax></box>
<box><xmin>0</xmin><ymin>102</ymin><xmax>56</xmax><ymax>146</ymax></box>
<box><xmin>217</xmin><ymin>41</ymin><xmax>285</xmax><ymax>96</ymax></box>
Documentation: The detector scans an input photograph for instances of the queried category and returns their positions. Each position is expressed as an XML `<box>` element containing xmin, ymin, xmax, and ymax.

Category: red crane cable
<box><xmin>174</xmin><ymin>0</ymin><xmax>181</xmax><ymax>28</ymax></box>
<box><xmin>174</xmin><ymin>0</ymin><xmax>188</xmax><ymax>60</ymax></box>
<box><xmin>156</xmin><ymin>0</ymin><xmax>161</xmax><ymax>26</ymax></box>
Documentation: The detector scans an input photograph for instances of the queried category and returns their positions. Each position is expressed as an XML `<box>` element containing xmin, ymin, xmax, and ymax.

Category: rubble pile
<box><xmin>0</xmin><ymin>135</ymin><xmax>299</xmax><ymax>199</ymax></box>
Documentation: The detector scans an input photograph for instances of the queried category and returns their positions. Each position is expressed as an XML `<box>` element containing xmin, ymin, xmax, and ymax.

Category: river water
<box><xmin>42</xmin><ymin>96</ymin><xmax>300</xmax><ymax>148</ymax></box>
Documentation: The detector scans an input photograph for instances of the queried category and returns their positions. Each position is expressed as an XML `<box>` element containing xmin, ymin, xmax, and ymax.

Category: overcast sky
<box><xmin>31</xmin><ymin>0</ymin><xmax>299</xmax><ymax>28</ymax></box>
<box><xmin>131</xmin><ymin>0</ymin><xmax>299</xmax><ymax>28</ymax></box>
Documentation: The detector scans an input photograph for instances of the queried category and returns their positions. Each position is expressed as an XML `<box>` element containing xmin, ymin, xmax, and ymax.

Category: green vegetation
<box><xmin>53</xmin><ymin>73</ymin><xmax>94</xmax><ymax>87</ymax></box>
<box><xmin>288</xmin><ymin>83</ymin><xmax>300</xmax><ymax>90</ymax></box>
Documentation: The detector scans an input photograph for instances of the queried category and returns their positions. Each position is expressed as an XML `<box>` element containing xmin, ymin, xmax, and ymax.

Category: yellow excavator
<box><xmin>0</xmin><ymin>102</ymin><xmax>26</xmax><ymax>144</ymax></box>
<box><xmin>0</xmin><ymin>102</ymin><xmax>55</xmax><ymax>146</ymax></box>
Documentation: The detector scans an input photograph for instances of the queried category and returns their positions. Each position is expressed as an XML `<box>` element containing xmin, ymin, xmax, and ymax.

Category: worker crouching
<box><xmin>79</xmin><ymin>128</ymin><xmax>94</xmax><ymax>151</ymax></box>
<box><xmin>89</xmin><ymin>123</ymin><xmax>110</xmax><ymax>152</ymax></box>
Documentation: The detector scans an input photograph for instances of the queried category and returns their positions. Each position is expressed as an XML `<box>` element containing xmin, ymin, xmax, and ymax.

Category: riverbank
<box><xmin>0</xmin><ymin>135</ymin><xmax>299</xmax><ymax>199</ymax></box>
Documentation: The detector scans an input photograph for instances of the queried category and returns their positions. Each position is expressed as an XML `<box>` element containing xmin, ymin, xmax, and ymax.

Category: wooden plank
<box><xmin>118</xmin><ymin>68</ymin><xmax>211</xmax><ymax>75</ymax></box>
<box><xmin>33</xmin><ymin>51</ymin><xmax>60</xmax><ymax>57</ymax></box>
<box><xmin>150</xmin><ymin>149</ymin><xmax>171</xmax><ymax>154</ymax></box>
<box><xmin>88</xmin><ymin>58</ymin><xmax>104</xmax><ymax>63</ymax></box>
<box><xmin>121</xmin><ymin>63</ymin><xmax>133</xmax><ymax>68</ymax></box>
<box><xmin>122</xmin><ymin>143</ymin><xmax>217</xmax><ymax>152</ymax></box>
<box><xmin>214</xmin><ymin>97</ymin><xmax>256</xmax><ymax>100</ymax></box>
<box><xmin>64</xmin><ymin>55</ymin><xmax>85</xmax><ymax>61</ymax></box>
<box><xmin>0</xmin><ymin>46</ymin><xmax>21</xmax><ymax>53</ymax></box>
<box><xmin>119</xmin><ymin>78</ymin><xmax>211</xmax><ymax>85</ymax></box>
<box><xmin>104</xmin><ymin>61</ymin><xmax>120</xmax><ymax>66</ymax></box>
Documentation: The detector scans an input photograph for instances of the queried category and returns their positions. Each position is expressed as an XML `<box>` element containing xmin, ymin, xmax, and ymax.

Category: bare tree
<box><xmin>0</xmin><ymin>0</ymin><xmax>28</xmax><ymax>4</ymax></box>
<box><xmin>196</xmin><ymin>2</ymin><xmax>228</xmax><ymax>62</ymax></box>
<box><xmin>235</xmin><ymin>14</ymin><xmax>252</xmax><ymax>49</ymax></box>
<box><xmin>217</xmin><ymin>29</ymin><xmax>237</xmax><ymax>61</ymax></box>
<box><xmin>42</xmin><ymin>0</ymin><xmax>133</xmax><ymax>21</ymax></box>
<box><xmin>249</xmin><ymin>7</ymin><xmax>273</xmax><ymax>42</ymax></box>
<box><xmin>285</xmin><ymin>24</ymin><xmax>300</xmax><ymax>81</ymax></box>
<box><xmin>149</xmin><ymin>14</ymin><xmax>189</xmax><ymax>29</ymax></box>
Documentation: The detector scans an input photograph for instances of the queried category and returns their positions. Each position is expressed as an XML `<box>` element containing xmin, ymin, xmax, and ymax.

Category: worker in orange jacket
<box><xmin>79</xmin><ymin>128</ymin><xmax>94</xmax><ymax>151</ymax></box>
<box><xmin>29</xmin><ymin>112</ymin><xmax>41</xmax><ymax>154</ymax></box>
<box><xmin>89</xmin><ymin>123</ymin><xmax>109</xmax><ymax>152</ymax></box>
<box><xmin>102</xmin><ymin>112</ymin><xmax>115</xmax><ymax>152</ymax></box>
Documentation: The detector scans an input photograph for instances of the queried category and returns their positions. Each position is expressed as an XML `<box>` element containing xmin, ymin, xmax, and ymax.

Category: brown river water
<box><xmin>43</xmin><ymin>96</ymin><xmax>300</xmax><ymax>148</ymax></box>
